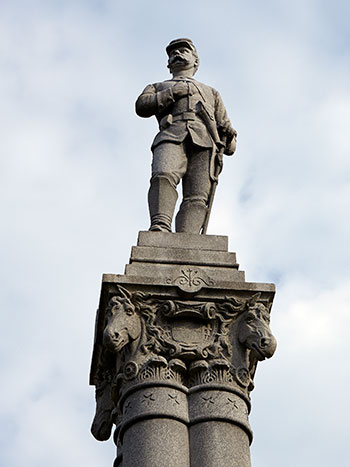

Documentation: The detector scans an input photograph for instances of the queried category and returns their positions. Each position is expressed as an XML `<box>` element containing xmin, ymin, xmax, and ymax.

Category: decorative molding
<box><xmin>166</xmin><ymin>267</ymin><xmax>215</xmax><ymax>292</ymax></box>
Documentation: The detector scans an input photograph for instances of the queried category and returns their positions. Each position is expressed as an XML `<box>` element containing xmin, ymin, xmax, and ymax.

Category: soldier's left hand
<box><xmin>172</xmin><ymin>82</ymin><xmax>188</xmax><ymax>99</ymax></box>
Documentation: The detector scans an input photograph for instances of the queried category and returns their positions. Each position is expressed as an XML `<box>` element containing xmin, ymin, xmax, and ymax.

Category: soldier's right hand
<box><xmin>172</xmin><ymin>82</ymin><xmax>188</xmax><ymax>99</ymax></box>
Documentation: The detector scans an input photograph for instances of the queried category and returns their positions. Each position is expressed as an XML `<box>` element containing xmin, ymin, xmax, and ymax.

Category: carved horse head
<box><xmin>103</xmin><ymin>286</ymin><xmax>142</xmax><ymax>353</ymax></box>
<box><xmin>225</xmin><ymin>295</ymin><xmax>276</xmax><ymax>390</ymax></box>
<box><xmin>237</xmin><ymin>301</ymin><xmax>277</xmax><ymax>361</ymax></box>
<box><xmin>92</xmin><ymin>286</ymin><xmax>144</xmax><ymax>441</ymax></box>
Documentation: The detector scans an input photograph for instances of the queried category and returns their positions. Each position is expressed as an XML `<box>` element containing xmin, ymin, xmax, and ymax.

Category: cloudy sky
<box><xmin>1</xmin><ymin>1</ymin><xmax>350</xmax><ymax>466</ymax></box>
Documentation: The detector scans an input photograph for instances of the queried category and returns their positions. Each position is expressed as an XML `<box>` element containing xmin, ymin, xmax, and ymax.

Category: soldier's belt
<box><xmin>159</xmin><ymin>112</ymin><xmax>196</xmax><ymax>129</ymax></box>
<box><xmin>172</xmin><ymin>111</ymin><xmax>196</xmax><ymax>121</ymax></box>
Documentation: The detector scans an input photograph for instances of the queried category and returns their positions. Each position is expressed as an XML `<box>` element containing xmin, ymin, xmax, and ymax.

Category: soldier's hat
<box><xmin>166</xmin><ymin>38</ymin><xmax>197</xmax><ymax>56</ymax></box>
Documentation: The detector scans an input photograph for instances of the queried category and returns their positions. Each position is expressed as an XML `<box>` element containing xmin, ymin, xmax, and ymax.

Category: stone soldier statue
<box><xmin>136</xmin><ymin>38</ymin><xmax>237</xmax><ymax>234</ymax></box>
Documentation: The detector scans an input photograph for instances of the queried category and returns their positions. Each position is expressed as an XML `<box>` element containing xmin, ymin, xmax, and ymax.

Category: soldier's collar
<box><xmin>169</xmin><ymin>76</ymin><xmax>195</xmax><ymax>81</ymax></box>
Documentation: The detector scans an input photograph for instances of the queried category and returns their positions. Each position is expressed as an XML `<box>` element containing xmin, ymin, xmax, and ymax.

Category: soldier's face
<box><xmin>168</xmin><ymin>46</ymin><xmax>197</xmax><ymax>72</ymax></box>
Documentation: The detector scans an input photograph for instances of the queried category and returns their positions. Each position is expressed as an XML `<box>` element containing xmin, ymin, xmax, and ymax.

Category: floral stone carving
<box><xmin>91</xmin><ymin>286</ymin><xmax>276</xmax><ymax>442</ymax></box>
<box><xmin>166</xmin><ymin>267</ymin><xmax>215</xmax><ymax>292</ymax></box>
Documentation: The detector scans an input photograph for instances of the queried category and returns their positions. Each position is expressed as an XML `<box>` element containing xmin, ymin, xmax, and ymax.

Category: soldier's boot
<box><xmin>175</xmin><ymin>199</ymin><xmax>208</xmax><ymax>234</ymax></box>
<box><xmin>148</xmin><ymin>174</ymin><xmax>178</xmax><ymax>232</ymax></box>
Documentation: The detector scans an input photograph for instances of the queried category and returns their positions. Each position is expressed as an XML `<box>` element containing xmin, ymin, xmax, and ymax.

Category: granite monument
<box><xmin>90</xmin><ymin>39</ymin><xmax>276</xmax><ymax>467</ymax></box>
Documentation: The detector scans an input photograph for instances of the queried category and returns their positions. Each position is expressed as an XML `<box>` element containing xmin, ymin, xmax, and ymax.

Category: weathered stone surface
<box><xmin>100</xmin><ymin>232</ymin><xmax>277</xmax><ymax>296</ymax></box>
<box><xmin>103</xmin><ymin>271</ymin><xmax>275</xmax><ymax>295</ymax></box>
<box><xmin>188</xmin><ymin>388</ymin><xmax>252</xmax><ymax>441</ymax></box>
<box><xmin>122</xmin><ymin>419</ymin><xmax>190</xmax><ymax>467</ymax></box>
<box><xmin>137</xmin><ymin>231</ymin><xmax>228</xmax><ymax>251</ymax></box>
<box><xmin>130</xmin><ymin>245</ymin><xmax>238</xmax><ymax>268</ymax></box>
<box><xmin>124</xmin><ymin>263</ymin><xmax>244</xmax><ymax>287</ymax></box>
<box><xmin>190</xmin><ymin>422</ymin><xmax>251</xmax><ymax>467</ymax></box>
<box><xmin>123</xmin><ymin>231</ymin><xmax>243</xmax><ymax>291</ymax></box>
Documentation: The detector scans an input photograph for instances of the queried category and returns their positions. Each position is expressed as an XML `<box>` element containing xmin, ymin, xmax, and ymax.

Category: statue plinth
<box><xmin>90</xmin><ymin>232</ymin><xmax>276</xmax><ymax>467</ymax></box>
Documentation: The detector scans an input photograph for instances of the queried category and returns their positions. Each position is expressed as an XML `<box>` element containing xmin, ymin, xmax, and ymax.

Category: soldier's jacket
<box><xmin>135</xmin><ymin>77</ymin><xmax>236</xmax><ymax>155</ymax></box>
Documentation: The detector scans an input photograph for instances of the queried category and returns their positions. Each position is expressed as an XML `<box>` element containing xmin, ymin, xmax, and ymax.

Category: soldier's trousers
<box><xmin>148</xmin><ymin>139</ymin><xmax>212</xmax><ymax>233</ymax></box>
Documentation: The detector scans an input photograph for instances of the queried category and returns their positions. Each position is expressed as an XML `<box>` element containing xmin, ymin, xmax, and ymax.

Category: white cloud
<box><xmin>250</xmin><ymin>280</ymin><xmax>350</xmax><ymax>467</ymax></box>
<box><xmin>1</xmin><ymin>1</ymin><xmax>350</xmax><ymax>466</ymax></box>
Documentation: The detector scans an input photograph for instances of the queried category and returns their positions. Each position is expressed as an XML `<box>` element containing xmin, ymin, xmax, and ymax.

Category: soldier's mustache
<box><xmin>169</xmin><ymin>54</ymin><xmax>187</xmax><ymax>65</ymax></box>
